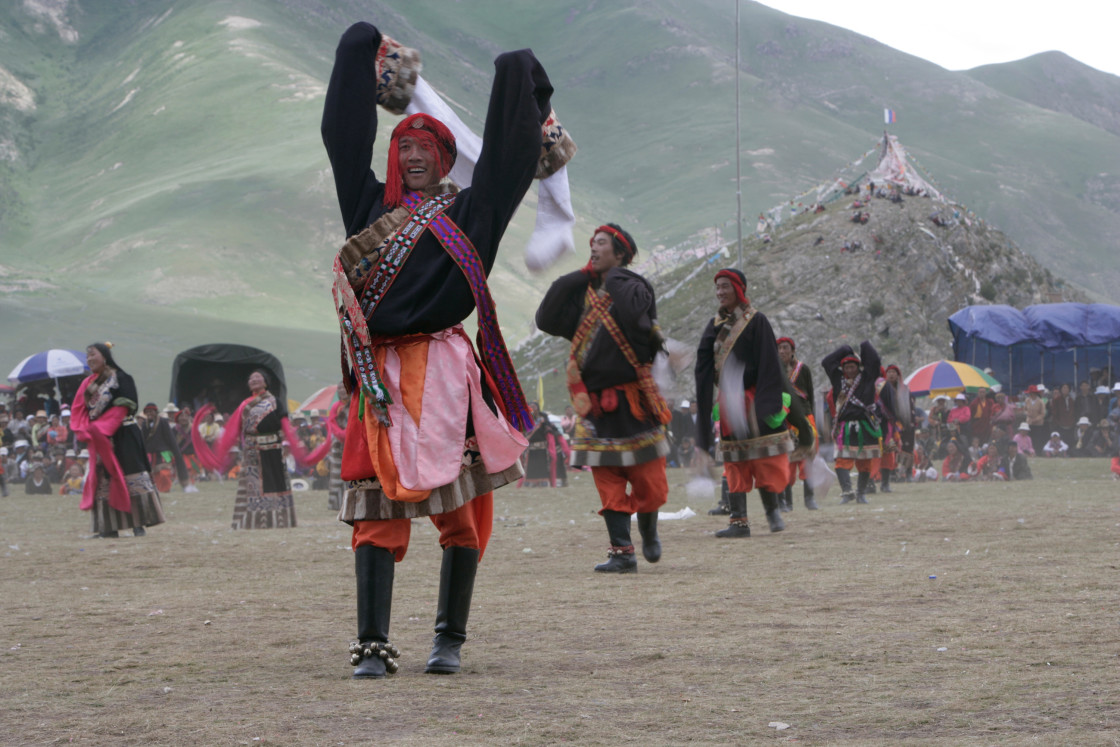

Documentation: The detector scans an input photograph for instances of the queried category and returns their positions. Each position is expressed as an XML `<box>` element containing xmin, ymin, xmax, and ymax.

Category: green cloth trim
<box><xmin>112</xmin><ymin>396</ymin><xmax>138</xmax><ymax>414</ymax></box>
<box><xmin>762</xmin><ymin>392</ymin><xmax>791</xmax><ymax>430</ymax></box>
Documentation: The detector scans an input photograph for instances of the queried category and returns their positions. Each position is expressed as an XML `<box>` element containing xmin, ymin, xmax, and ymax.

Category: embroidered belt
<box><xmin>246</xmin><ymin>434</ymin><xmax>280</xmax><ymax>445</ymax></box>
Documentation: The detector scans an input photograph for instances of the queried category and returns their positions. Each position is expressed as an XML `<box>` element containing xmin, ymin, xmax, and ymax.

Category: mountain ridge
<box><xmin>1</xmin><ymin>0</ymin><xmax>1116</xmax><ymax>401</ymax></box>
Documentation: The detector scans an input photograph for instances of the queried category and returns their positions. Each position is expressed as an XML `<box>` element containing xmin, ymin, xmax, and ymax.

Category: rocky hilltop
<box><xmin>516</xmin><ymin>186</ymin><xmax>1078</xmax><ymax>408</ymax></box>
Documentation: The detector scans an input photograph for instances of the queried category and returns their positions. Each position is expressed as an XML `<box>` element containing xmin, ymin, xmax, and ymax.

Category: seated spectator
<box><xmin>947</xmin><ymin>393</ymin><xmax>972</xmax><ymax>438</ymax></box>
<box><xmin>967</xmin><ymin>435</ymin><xmax>983</xmax><ymax>463</ymax></box>
<box><xmin>60</xmin><ymin>463</ymin><xmax>85</xmax><ymax>495</ymax></box>
<box><xmin>941</xmin><ymin>441</ymin><xmax>970</xmax><ymax>481</ymax></box>
<box><xmin>1012</xmin><ymin>422</ymin><xmax>1035</xmax><ymax>456</ymax></box>
<box><xmin>970</xmin><ymin>443</ymin><xmax>1005</xmax><ymax>481</ymax></box>
<box><xmin>24</xmin><ymin>464</ymin><xmax>52</xmax><ymax>495</ymax></box>
<box><xmin>989</xmin><ymin>425</ymin><xmax>1010</xmax><ymax>456</ymax></box>
<box><xmin>1071</xmin><ymin>416</ymin><xmax>1094</xmax><ymax>456</ymax></box>
<box><xmin>1002</xmin><ymin>441</ymin><xmax>1032</xmax><ymax>480</ymax></box>
<box><xmin>1087</xmin><ymin>419</ymin><xmax>1115</xmax><ymax>457</ymax></box>
<box><xmin>1043</xmin><ymin>431</ymin><xmax>1068</xmax><ymax>457</ymax></box>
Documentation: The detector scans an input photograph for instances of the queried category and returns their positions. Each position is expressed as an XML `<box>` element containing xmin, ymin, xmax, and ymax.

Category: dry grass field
<box><xmin>2</xmin><ymin>460</ymin><xmax>1119</xmax><ymax>746</ymax></box>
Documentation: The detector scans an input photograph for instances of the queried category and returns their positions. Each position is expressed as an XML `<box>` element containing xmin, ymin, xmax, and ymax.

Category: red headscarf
<box><xmin>714</xmin><ymin>268</ymin><xmax>749</xmax><ymax>306</ymax></box>
<box><xmin>591</xmin><ymin>225</ymin><xmax>635</xmax><ymax>264</ymax></box>
<box><xmin>776</xmin><ymin>336</ymin><xmax>795</xmax><ymax>351</ymax></box>
<box><xmin>384</xmin><ymin>113</ymin><xmax>457</xmax><ymax>209</ymax></box>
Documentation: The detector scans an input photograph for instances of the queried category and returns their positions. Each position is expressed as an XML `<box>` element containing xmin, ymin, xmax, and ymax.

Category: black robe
<box><xmin>694</xmin><ymin>307</ymin><xmax>786</xmax><ymax>455</ymax></box>
<box><xmin>536</xmin><ymin>268</ymin><xmax>666</xmax><ymax>453</ymax></box>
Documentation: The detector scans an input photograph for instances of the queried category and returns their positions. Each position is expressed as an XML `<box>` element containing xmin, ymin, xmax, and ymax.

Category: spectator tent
<box><xmin>948</xmin><ymin>303</ymin><xmax>1120</xmax><ymax>394</ymax></box>
<box><xmin>169</xmin><ymin>344</ymin><xmax>288</xmax><ymax>416</ymax></box>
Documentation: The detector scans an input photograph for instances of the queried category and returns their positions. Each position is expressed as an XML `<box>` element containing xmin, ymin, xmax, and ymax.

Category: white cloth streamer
<box><xmin>405</xmin><ymin>76</ymin><xmax>575</xmax><ymax>271</ymax></box>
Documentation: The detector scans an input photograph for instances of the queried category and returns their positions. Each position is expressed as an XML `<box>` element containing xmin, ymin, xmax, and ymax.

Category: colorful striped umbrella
<box><xmin>298</xmin><ymin>385</ymin><xmax>339</xmax><ymax>414</ymax></box>
<box><xmin>903</xmin><ymin>360</ymin><xmax>1000</xmax><ymax>397</ymax></box>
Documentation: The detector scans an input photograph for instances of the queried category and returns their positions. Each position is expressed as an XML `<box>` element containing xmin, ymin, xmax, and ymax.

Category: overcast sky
<box><xmin>755</xmin><ymin>0</ymin><xmax>1120</xmax><ymax>77</ymax></box>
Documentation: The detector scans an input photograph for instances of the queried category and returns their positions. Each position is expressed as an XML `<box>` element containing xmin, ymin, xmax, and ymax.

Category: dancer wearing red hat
<box><xmin>322</xmin><ymin>20</ymin><xmax>571</xmax><ymax>678</ymax></box>
<box><xmin>777</xmin><ymin>336</ymin><xmax>818</xmax><ymax>511</ymax></box>
<box><xmin>536</xmin><ymin>224</ymin><xmax>672</xmax><ymax>572</ymax></box>
<box><xmin>695</xmin><ymin>270</ymin><xmax>812</xmax><ymax>536</ymax></box>
<box><xmin>822</xmin><ymin>341</ymin><xmax>883</xmax><ymax>503</ymax></box>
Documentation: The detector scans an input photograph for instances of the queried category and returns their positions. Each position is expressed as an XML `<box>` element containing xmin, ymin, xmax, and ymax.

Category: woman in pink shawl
<box><xmin>69</xmin><ymin>343</ymin><xmax>165</xmax><ymax>538</ymax></box>
<box><xmin>194</xmin><ymin>370</ymin><xmax>330</xmax><ymax>529</ymax></box>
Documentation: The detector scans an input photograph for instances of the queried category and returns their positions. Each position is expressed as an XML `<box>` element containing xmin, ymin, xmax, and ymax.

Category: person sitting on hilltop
<box><xmin>850</xmin><ymin>210</ymin><xmax>862</xmax><ymax>223</ymax></box>
<box><xmin>1043</xmin><ymin>431</ymin><xmax>1068</xmax><ymax>457</ymax></box>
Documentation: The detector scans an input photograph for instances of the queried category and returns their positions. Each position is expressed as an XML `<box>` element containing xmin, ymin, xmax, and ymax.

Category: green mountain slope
<box><xmin>1</xmin><ymin>0</ymin><xmax>1118</xmax><ymax>400</ymax></box>
<box><xmin>966</xmin><ymin>51</ymin><xmax>1120</xmax><ymax>138</ymax></box>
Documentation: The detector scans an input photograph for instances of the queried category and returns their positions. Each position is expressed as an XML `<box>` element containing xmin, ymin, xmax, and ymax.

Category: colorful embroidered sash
<box><xmin>332</xmin><ymin>193</ymin><xmax>455</xmax><ymax>425</ymax></box>
<box><xmin>401</xmin><ymin>192</ymin><xmax>533</xmax><ymax>432</ymax></box>
<box><xmin>567</xmin><ymin>284</ymin><xmax>671</xmax><ymax>425</ymax></box>
<box><xmin>787</xmin><ymin>360</ymin><xmax>808</xmax><ymax>400</ymax></box>
<box><xmin>712</xmin><ymin>305</ymin><xmax>756</xmax><ymax>386</ymax></box>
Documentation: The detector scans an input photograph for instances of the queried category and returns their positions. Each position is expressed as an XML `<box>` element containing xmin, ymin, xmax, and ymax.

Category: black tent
<box><xmin>169</xmin><ymin>344</ymin><xmax>287</xmax><ymax>416</ymax></box>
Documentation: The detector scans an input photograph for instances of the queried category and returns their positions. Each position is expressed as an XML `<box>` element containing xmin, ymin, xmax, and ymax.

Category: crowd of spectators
<box><xmin>0</xmin><ymin>391</ymin><xmax>336</xmax><ymax>496</ymax></box>
<box><xmin>909</xmin><ymin>373</ymin><xmax>1120</xmax><ymax>483</ymax></box>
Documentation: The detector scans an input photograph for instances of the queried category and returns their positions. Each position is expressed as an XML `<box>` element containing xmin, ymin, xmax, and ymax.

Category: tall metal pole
<box><xmin>735</xmin><ymin>0</ymin><xmax>743</xmax><ymax>268</ymax></box>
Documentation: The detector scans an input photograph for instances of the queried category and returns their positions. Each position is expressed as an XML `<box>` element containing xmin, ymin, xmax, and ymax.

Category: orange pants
<box><xmin>786</xmin><ymin>457</ymin><xmax>811</xmax><ymax>487</ymax></box>
<box><xmin>153</xmin><ymin>467</ymin><xmax>173</xmax><ymax>494</ymax></box>
<box><xmin>835</xmin><ymin>456</ymin><xmax>873</xmax><ymax>474</ymax></box>
<box><xmin>724</xmin><ymin>453</ymin><xmax>790</xmax><ymax>494</ymax></box>
<box><xmin>351</xmin><ymin>493</ymin><xmax>493</xmax><ymax>562</ymax></box>
<box><xmin>592</xmin><ymin>457</ymin><xmax>668</xmax><ymax>514</ymax></box>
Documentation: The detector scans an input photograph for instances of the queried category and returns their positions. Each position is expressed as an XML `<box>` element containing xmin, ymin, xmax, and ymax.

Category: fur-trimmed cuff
<box><xmin>375</xmin><ymin>35</ymin><xmax>422</xmax><ymax>115</ymax></box>
<box><xmin>536</xmin><ymin>109</ymin><xmax>577</xmax><ymax>179</ymax></box>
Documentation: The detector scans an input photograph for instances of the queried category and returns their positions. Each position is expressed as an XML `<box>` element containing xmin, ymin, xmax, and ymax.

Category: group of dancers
<box><xmin>78</xmin><ymin>19</ymin><xmax>910</xmax><ymax>682</ymax></box>
<box><xmin>314</xmin><ymin>19</ymin><xmax>917</xmax><ymax>680</ymax></box>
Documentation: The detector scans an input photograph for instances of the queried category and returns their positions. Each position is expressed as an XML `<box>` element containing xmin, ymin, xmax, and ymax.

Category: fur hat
<box><xmin>374</xmin><ymin>34</ymin><xmax>422</xmax><ymax>115</ymax></box>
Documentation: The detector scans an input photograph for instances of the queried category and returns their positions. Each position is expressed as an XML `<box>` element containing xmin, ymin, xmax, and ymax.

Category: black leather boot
<box><xmin>425</xmin><ymin>546</ymin><xmax>480</xmax><ymax>674</ymax></box>
<box><xmin>880</xmin><ymin>468</ymin><xmax>893</xmax><ymax>493</ymax></box>
<box><xmin>594</xmin><ymin>510</ymin><xmax>637</xmax><ymax>573</ymax></box>
<box><xmin>760</xmin><ymin>489</ymin><xmax>786</xmax><ymax>532</ymax></box>
<box><xmin>856</xmin><ymin>471</ymin><xmax>871</xmax><ymax>503</ymax></box>
<box><xmin>133</xmin><ymin>526</ymin><xmax>146</xmax><ymax>537</ymax></box>
<box><xmin>715</xmin><ymin>491</ymin><xmax>750</xmax><ymax>537</ymax></box>
<box><xmin>837</xmin><ymin>468</ymin><xmax>854</xmax><ymax>503</ymax></box>
<box><xmin>779</xmin><ymin>485</ymin><xmax>793</xmax><ymax>512</ymax></box>
<box><xmin>352</xmin><ymin>546</ymin><xmax>398</xmax><ymax>678</ymax></box>
<box><xmin>709</xmin><ymin>475</ymin><xmax>730</xmax><ymax>515</ymax></box>
<box><xmin>803</xmin><ymin>481</ymin><xmax>819</xmax><ymax>510</ymax></box>
<box><xmin>636</xmin><ymin>512</ymin><xmax>661</xmax><ymax>562</ymax></box>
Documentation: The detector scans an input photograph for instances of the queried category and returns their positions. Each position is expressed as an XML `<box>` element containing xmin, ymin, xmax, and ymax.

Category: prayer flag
<box><xmin>537</xmin><ymin>374</ymin><xmax>544</xmax><ymax>411</ymax></box>
<box><xmin>884</xmin><ymin>108</ymin><xmax>897</xmax><ymax>124</ymax></box>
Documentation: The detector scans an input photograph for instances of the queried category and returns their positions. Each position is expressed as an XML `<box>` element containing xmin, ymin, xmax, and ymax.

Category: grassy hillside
<box><xmin>2</xmin><ymin>0</ymin><xmax>1118</xmax><ymax>400</ymax></box>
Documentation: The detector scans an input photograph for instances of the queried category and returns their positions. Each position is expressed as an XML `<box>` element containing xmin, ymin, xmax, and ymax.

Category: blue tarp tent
<box><xmin>948</xmin><ymin>303</ymin><xmax>1120</xmax><ymax>394</ymax></box>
